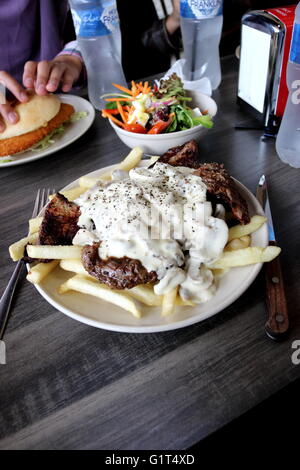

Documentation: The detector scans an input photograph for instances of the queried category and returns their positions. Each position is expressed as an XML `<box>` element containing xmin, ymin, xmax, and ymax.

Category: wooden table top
<box><xmin>0</xmin><ymin>56</ymin><xmax>299</xmax><ymax>450</ymax></box>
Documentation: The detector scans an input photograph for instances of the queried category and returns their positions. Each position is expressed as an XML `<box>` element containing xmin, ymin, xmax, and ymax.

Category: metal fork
<box><xmin>0</xmin><ymin>188</ymin><xmax>54</xmax><ymax>339</ymax></box>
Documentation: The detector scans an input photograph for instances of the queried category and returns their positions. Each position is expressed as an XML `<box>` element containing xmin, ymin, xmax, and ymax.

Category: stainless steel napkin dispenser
<box><xmin>237</xmin><ymin>5</ymin><xmax>296</xmax><ymax>135</ymax></box>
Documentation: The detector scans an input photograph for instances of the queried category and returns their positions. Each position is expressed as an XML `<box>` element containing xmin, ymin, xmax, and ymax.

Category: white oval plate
<box><xmin>0</xmin><ymin>95</ymin><xmax>95</xmax><ymax>168</ymax></box>
<box><xmin>34</xmin><ymin>162</ymin><xmax>268</xmax><ymax>333</ymax></box>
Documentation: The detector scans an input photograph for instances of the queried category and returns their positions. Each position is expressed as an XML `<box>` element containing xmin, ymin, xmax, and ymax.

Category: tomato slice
<box><xmin>124</xmin><ymin>123</ymin><xmax>147</xmax><ymax>134</ymax></box>
<box><xmin>103</xmin><ymin>108</ymin><xmax>120</xmax><ymax>115</ymax></box>
<box><xmin>147</xmin><ymin>114</ymin><xmax>174</xmax><ymax>134</ymax></box>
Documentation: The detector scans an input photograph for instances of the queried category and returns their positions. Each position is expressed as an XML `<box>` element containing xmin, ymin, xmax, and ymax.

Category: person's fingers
<box><xmin>61</xmin><ymin>70</ymin><xmax>74</xmax><ymax>92</ymax></box>
<box><xmin>0</xmin><ymin>70</ymin><xmax>29</xmax><ymax>102</ymax></box>
<box><xmin>45</xmin><ymin>62</ymin><xmax>67</xmax><ymax>92</ymax></box>
<box><xmin>0</xmin><ymin>116</ymin><xmax>5</xmax><ymax>132</ymax></box>
<box><xmin>23</xmin><ymin>61</ymin><xmax>38</xmax><ymax>89</ymax></box>
<box><xmin>0</xmin><ymin>102</ymin><xmax>19</xmax><ymax>131</ymax></box>
<box><xmin>35</xmin><ymin>61</ymin><xmax>51</xmax><ymax>95</ymax></box>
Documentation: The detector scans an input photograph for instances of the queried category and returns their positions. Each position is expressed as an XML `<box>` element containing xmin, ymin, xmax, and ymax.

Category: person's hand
<box><xmin>166</xmin><ymin>0</ymin><xmax>180</xmax><ymax>35</ymax></box>
<box><xmin>0</xmin><ymin>71</ymin><xmax>29</xmax><ymax>132</ymax></box>
<box><xmin>22</xmin><ymin>55</ymin><xmax>83</xmax><ymax>96</ymax></box>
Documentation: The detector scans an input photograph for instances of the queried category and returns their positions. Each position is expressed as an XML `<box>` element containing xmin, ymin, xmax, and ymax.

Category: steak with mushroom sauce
<box><xmin>39</xmin><ymin>193</ymin><xmax>80</xmax><ymax>245</ymax></box>
<box><xmin>31</xmin><ymin>142</ymin><xmax>249</xmax><ymax>289</ymax></box>
<box><xmin>156</xmin><ymin>141</ymin><xmax>250</xmax><ymax>225</ymax></box>
<box><xmin>82</xmin><ymin>243</ymin><xmax>158</xmax><ymax>289</ymax></box>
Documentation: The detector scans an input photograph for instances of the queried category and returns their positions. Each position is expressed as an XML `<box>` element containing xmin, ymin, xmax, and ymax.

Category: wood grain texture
<box><xmin>0</xmin><ymin>56</ymin><xmax>300</xmax><ymax>450</ymax></box>
<box><xmin>265</xmin><ymin>241</ymin><xmax>289</xmax><ymax>339</ymax></box>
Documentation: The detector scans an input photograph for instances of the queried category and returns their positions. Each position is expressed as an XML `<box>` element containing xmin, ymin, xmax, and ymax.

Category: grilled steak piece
<box><xmin>39</xmin><ymin>193</ymin><xmax>80</xmax><ymax>245</ymax></box>
<box><xmin>157</xmin><ymin>139</ymin><xmax>200</xmax><ymax>168</ymax></box>
<box><xmin>156</xmin><ymin>140</ymin><xmax>250</xmax><ymax>225</ymax></box>
<box><xmin>24</xmin><ymin>193</ymin><xmax>80</xmax><ymax>263</ymax></box>
<box><xmin>193</xmin><ymin>163</ymin><xmax>250</xmax><ymax>224</ymax></box>
<box><xmin>82</xmin><ymin>243</ymin><xmax>158</xmax><ymax>289</ymax></box>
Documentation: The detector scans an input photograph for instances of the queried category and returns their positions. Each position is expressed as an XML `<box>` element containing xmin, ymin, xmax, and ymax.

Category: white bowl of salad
<box><xmin>101</xmin><ymin>74</ymin><xmax>217</xmax><ymax>155</ymax></box>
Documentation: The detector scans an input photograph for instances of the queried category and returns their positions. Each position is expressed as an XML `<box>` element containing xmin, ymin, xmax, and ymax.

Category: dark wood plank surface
<box><xmin>0</xmin><ymin>56</ymin><xmax>299</xmax><ymax>450</ymax></box>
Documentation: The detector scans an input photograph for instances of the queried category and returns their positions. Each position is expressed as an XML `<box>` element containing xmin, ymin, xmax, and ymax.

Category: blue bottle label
<box><xmin>180</xmin><ymin>0</ymin><xmax>223</xmax><ymax>19</ymax></box>
<box><xmin>71</xmin><ymin>1</ymin><xmax>120</xmax><ymax>37</ymax></box>
<box><xmin>290</xmin><ymin>23</ymin><xmax>300</xmax><ymax>65</ymax></box>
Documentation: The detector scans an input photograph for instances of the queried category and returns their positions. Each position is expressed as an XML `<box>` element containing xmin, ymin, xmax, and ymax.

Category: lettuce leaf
<box><xmin>165</xmin><ymin>105</ymin><xmax>213</xmax><ymax>132</ymax></box>
<box><xmin>189</xmin><ymin>113</ymin><xmax>214</xmax><ymax>129</ymax></box>
<box><xmin>30</xmin><ymin>125</ymin><xmax>65</xmax><ymax>152</ymax></box>
<box><xmin>158</xmin><ymin>73</ymin><xmax>190</xmax><ymax>104</ymax></box>
<box><xmin>69</xmin><ymin>111</ymin><xmax>88</xmax><ymax>122</ymax></box>
<box><xmin>30</xmin><ymin>110</ymin><xmax>87</xmax><ymax>152</ymax></box>
<box><xmin>105</xmin><ymin>100</ymin><xmax>129</xmax><ymax>110</ymax></box>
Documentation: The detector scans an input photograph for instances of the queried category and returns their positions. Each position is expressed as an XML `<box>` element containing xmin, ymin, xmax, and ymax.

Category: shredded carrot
<box><xmin>143</xmin><ymin>81</ymin><xmax>149</xmax><ymax>93</ymax></box>
<box><xmin>131</xmin><ymin>80</ymin><xmax>138</xmax><ymax>97</ymax></box>
<box><xmin>105</xmin><ymin>97</ymin><xmax>134</xmax><ymax>102</ymax></box>
<box><xmin>117</xmin><ymin>101</ymin><xmax>127</xmax><ymax>123</ymax></box>
<box><xmin>112</xmin><ymin>83</ymin><xmax>133</xmax><ymax>95</ymax></box>
<box><xmin>135</xmin><ymin>81</ymin><xmax>143</xmax><ymax>93</ymax></box>
<box><xmin>102</xmin><ymin>110</ymin><xmax>125</xmax><ymax>128</ymax></box>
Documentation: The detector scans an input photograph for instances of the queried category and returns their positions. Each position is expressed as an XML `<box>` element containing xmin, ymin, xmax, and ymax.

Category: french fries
<box><xmin>114</xmin><ymin>146</ymin><xmax>143</xmax><ymax>172</ymax></box>
<box><xmin>210</xmin><ymin>246</ymin><xmax>281</xmax><ymax>269</ymax></box>
<box><xmin>60</xmin><ymin>186</ymin><xmax>88</xmax><ymax>201</ymax></box>
<box><xmin>211</xmin><ymin>268</ymin><xmax>229</xmax><ymax>279</ymax></box>
<box><xmin>128</xmin><ymin>285</ymin><xmax>163</xmax><ymax>306</ymax></box>
<box><xmin>26</xmin><ymin>260</ymin><xmax>59</xmax><ymax>284</ymax></box>
<box><xmin>48</xmin><ymin>147</ymin><xmax>160</xmax><ymax>220</ymax></box>
<box><xmin>60</xmin><ymin>259</ymin><xmax>163</xmax><ymax>306</ymax></box>
<box><xmin>27</xmin><ymin>245</ymin><xmax>82</xmax><ymax>260</ymax></box>
<box><xmin>79</xmin><ymin>146</ymin><xmax>144</xmax><ymax>186</ymax></box>
<box><xmin>59</xmin><ymin>259</ymin><xmax>195</xmax><ymax>308</ymax></box>
<box><xmin>9</xmin><ymin>232</ymin><xmax>39</xmax><ymax>261</ymax></box>
<box><xmin>225</xmin><ymin>235</ymin><xmax>251</xmax><ymax>251</ymax></box>
<box><xmin>60</xmin><ymin>258</ymin><xmax>89</xmax><ymax>276</ymax></box>
<box><xmin>49</xmin><ymin>186</ymin><xmax>88</xmax><ymax>202</ymax></box>
<box><xmin>78</xmin><ymin>175</ymin><xmax>102</xmax><ymax>188</ymax></box>
<box><xmin>176</xmin><ymin>296</ymin><xmax>196</xmax><ymax>306</ymax></box>
<box><xmin>28</xmin><ymin>217</ymin><xmax>43</xmax><ymax>234</ymax></box>
<box><xmin>161</xmin><ymin>287</ymin><xmax>178</xmax><ymax>317</ymax></box>
<box><xmin>59</xmin><ymin>274</ymin><xmax>142</xmax><ymax>318</ymax></box>
<box><xmin>228</xmin><ymin>215</ymin><xmax>267</xmax><ymax>241</ymax></box>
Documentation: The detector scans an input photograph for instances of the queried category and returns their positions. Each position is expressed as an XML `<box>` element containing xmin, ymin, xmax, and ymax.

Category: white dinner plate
<box><xmin>0</xmin><ymin>94</ymin><xmax>95</xmax><ymax>168</ymax></box>
<box><xmin>34</xmin><ymin>162</ymin><xmax>268</xmax><ymax>333</ymax></box>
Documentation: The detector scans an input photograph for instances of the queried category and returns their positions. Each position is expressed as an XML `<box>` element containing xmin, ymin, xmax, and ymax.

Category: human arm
<box><xmin>165</xmin><ymin>0</ymin><xmax>180</xmax><ymax>35</ymax></box>
<box><xmin>142</xmin><ymin>0</ymin><xmax>181</xmax><ymax>57</ymax></box>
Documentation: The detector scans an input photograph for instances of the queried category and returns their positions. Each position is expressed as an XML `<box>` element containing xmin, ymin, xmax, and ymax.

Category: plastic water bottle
<box><xmin>180</xmin><ymin>0</ymin><xmax>223</xmax><ymax>89</ymax></box>
<box><xmin>275</xmin><ymin>3</ymin><xmax>300</xmax><ymax>168</ymax></box>
<box><xmin>69</xmin><ymin>0</ymin><xmax>126</xmax><ymax>109</ymax></box>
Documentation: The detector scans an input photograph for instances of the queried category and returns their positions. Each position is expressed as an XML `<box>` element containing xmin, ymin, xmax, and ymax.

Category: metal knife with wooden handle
<box><xmin>256</xmin><ymin>175</ymin><xmax>289</xmax><ymax>341</ymax></box>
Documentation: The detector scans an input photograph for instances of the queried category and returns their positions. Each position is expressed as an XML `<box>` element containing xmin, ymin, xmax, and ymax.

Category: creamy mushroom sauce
<box><xmin>73</xmin><ymin>163</ymin><xmax>228</xmax><ymax>303</ymax></box>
